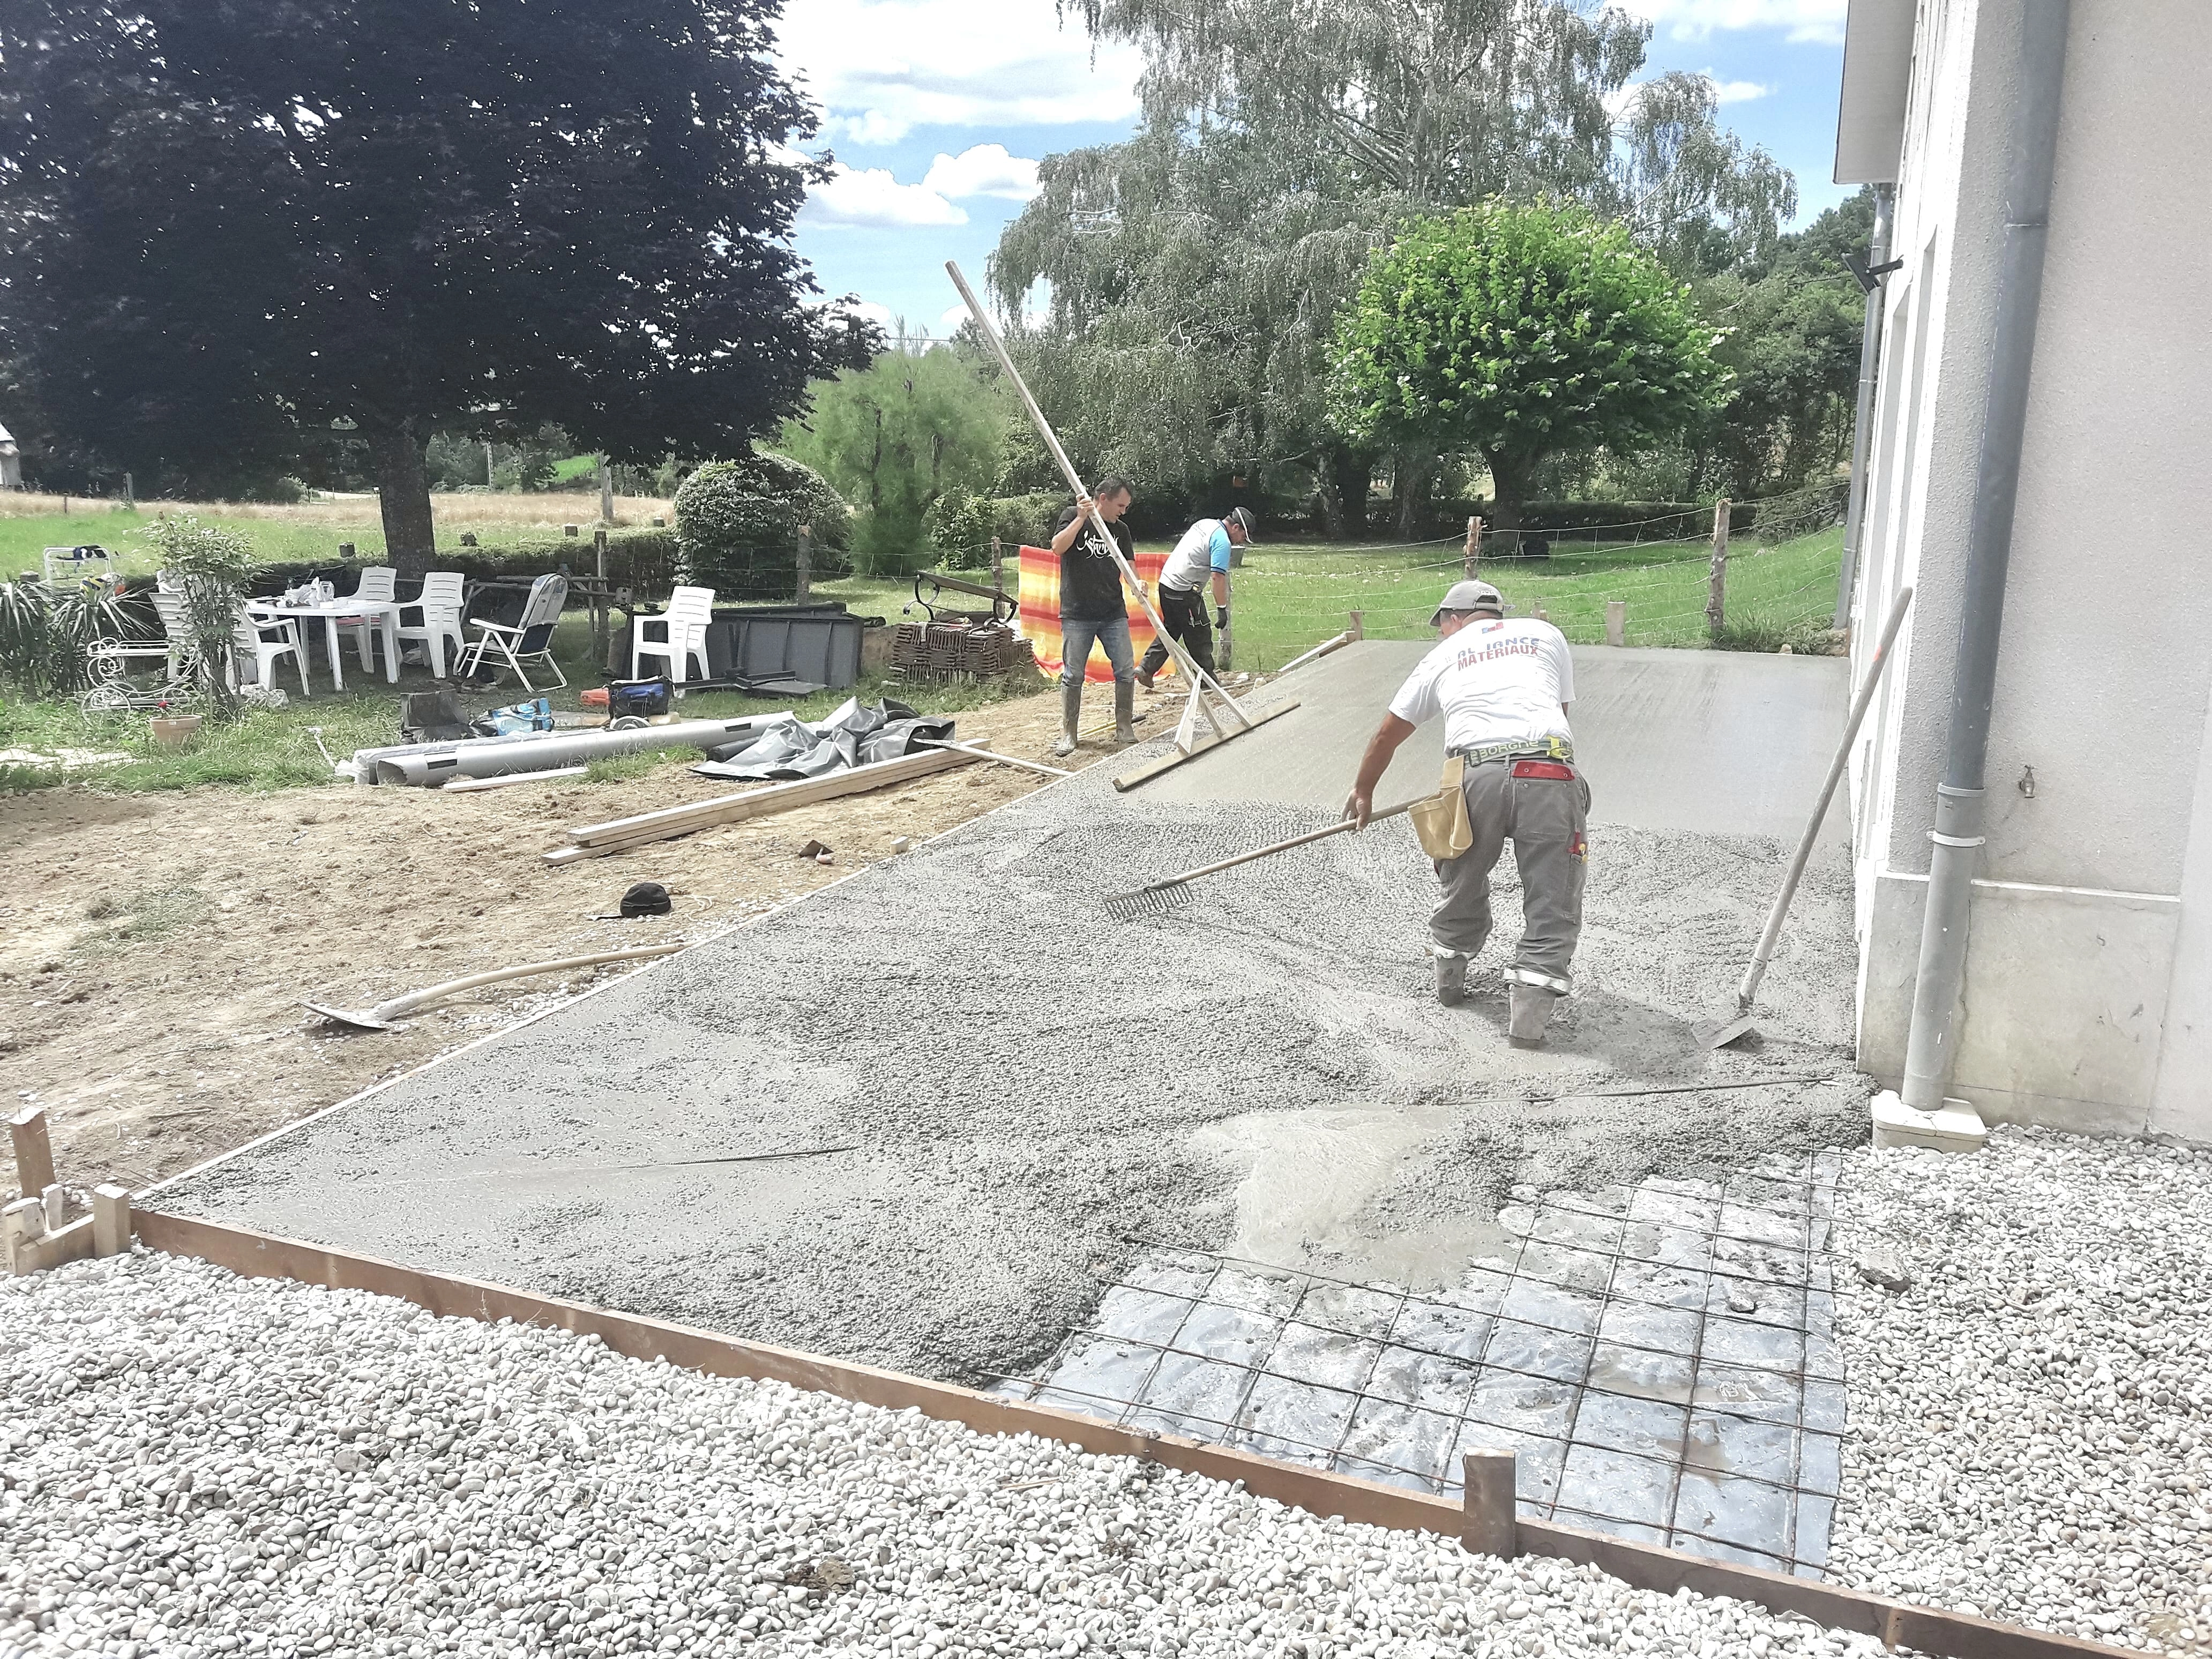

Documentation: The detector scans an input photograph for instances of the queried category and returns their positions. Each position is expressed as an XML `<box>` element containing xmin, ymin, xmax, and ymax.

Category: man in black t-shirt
<box><xmin>1047</xmin><ymin>476</ymin><xmax>1140</xmax><ymax>757</ymax></box>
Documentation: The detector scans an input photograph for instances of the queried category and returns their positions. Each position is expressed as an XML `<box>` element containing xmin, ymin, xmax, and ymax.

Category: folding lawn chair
<box><xmin>460</xmin><ymin>573</ymin><xmax>568</xmax><ymax>691</ymax></box>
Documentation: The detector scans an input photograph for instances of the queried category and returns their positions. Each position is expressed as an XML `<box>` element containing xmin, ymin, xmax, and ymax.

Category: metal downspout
<box><xmin>1899</xmin><ymin>0</ymin><xmax>2073</xmax><ymax>1112</ymax></box>
<box><xmin>1834</xmin><ymin>183</ymin><xmax>1895</xmax><ymax>627</ymax></box>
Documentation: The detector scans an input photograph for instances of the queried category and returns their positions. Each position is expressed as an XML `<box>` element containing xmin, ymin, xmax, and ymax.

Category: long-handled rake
<box><xmin>1104</xmin><ymin>801</ymin><xmax>1420</xmax><ymax>921</ymax></box>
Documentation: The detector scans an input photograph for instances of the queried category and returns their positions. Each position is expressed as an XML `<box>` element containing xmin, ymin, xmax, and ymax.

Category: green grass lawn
<box><xmin>1</xmin><ymin>512</ymin><xmax>1843</xmax><ymax>794</ymax></box>
<box><xmin>1</xmin><ymin>506</ymin><xmax>375</xmax><ymax>577</ymax></box>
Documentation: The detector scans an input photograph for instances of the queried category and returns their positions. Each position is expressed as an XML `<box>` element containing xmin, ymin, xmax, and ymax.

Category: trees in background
<box><xmin>991</xmin><ymin>0</ymin><xmax>1793</xmax><ymax>534</ymax></box>
<box><xmin>1329</xmin><ymin>203</ymin><xmax>1728</xmax><ymax>537</ymax></box>
<box><xmin>0</xmin><ymin>0</ymin><xmax>876</xmax><ymax>570</ymax></box>
<box><xmin>779</xmin><ymin>348</ymin><xmax>1008</xmax><ymax>575</ymax></box>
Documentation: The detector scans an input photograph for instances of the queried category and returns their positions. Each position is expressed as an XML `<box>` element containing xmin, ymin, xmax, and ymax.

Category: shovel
<box><xmin>304</xmin><ymin>944</ymin><xmax>683</xmax><ymax>1032</ymax></box>
<box><xmin>1695</xmin><ymin>586</ymin><xmax>1913</xmax><ymax>1050</ymax></box>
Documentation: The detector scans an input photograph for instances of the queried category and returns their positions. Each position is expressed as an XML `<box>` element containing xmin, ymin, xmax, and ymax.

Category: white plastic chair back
<box><xmin>514</xmin><ymin>574</ymin><xmax>567</xmax><ymax>656</ymax></box>
<box><xmin>418</xmin><ymin>571</ymin><xmax>466</xmax><ymax>611</ymax></box>
<box><xmin>664</xmin><ymin>585</ymin><xmax>716</xmax><ymax>625</ymax></box>
<box><xmin>352</xmin><ymin>566</ymin><xmax>399</xmax><ymax>604</ymax></box>
<box><xmin>151</xmin><ymin>591</ymin><xmax>190</xmax><ymax>641</ymax></box>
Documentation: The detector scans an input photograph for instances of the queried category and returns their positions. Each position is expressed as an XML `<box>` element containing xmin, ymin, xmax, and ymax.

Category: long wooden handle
<box><xmin>1736</xmin><ymin>583</ymin><xmax>1914</xmax><ymax>1010</ymax></box>
<box><xmin>367</xmin><ymin>944</ymin><xmax>683</xmax><ymax>1021</ymax></box>
<box><xmin>1154</xmin><ymin>798</ymin><xmax>1423</xmax><ymax>890</ymax></box>
<box><xmin>944</xmin><ymin>261</ymin><xmax>1227</xmax><ymax>705</ymax></box>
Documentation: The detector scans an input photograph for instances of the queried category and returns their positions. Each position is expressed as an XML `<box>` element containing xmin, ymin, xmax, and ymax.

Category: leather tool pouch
<box><xmin>1410</xmin><ymin>754</ymin><xmax>1473</xmax><ymax>860</ymax></box>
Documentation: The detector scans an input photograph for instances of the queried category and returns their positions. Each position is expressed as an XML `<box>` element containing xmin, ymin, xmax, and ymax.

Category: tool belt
<box><xmin>1447</xmin><ymin>735</ymin><xmax>1574</xmax><ymax>767</ymax></box>
<box><xmin>1410</xmin><ymin>754</ymin><xmax>1473</xmax><ymax>860</ymax></box>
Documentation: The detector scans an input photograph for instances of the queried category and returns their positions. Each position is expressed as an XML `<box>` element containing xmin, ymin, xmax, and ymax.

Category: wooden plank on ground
<box><xmin>128</xmin><ymin>1206</ymin><xmax>2141</xmax><ymax>1659</ymax></box>
<box><xmin>1111</xmin><ymin>700</ymin><xmax>1299</xmax><ymax>793</ymax></box>
<box><xmin>548</xmin><ymin>748</ymin><xmax>980</xmax><ymax>864</ymax></box>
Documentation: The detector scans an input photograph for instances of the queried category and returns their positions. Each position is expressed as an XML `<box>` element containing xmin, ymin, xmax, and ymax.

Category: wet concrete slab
<box><xmin>156</xmin><ymin>646</ymin><xmax>1868</xmax><ymax>1392</ymax></box>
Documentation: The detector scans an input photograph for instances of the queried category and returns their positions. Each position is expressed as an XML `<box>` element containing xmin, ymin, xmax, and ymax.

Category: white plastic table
<box><xmin>250</xmin><ymin>600</ymin><xmax>403</xmax><ymax>692</ymax></box>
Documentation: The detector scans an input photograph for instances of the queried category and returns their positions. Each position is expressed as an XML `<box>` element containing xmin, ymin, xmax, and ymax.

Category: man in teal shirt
<box><xmin>1137</xmin><ymin>506</ymin><xmax>1253</xmax><ymax>690</ymax></box>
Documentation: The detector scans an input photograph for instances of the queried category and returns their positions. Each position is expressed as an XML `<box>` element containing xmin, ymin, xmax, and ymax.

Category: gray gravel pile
<box><xmin>1828</xmin><ymin>1129</ymin><xmax>2212</xmax><ymax>1653</ymax></box>
<box><xmin>0</xmin><ymin>1251</ymin><xmax>1904</xmax><ymax>1659</ymax></box>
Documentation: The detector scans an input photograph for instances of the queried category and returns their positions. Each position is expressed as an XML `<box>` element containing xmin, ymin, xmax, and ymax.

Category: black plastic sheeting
<box><xmin>691</xmin><ymin>697</ymin><xmax>953</xmax><ymax>782</ymax></box>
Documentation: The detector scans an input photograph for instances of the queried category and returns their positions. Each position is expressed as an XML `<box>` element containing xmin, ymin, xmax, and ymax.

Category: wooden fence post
<box><xmin>1707</xmin><ymin>499</ymin><xmax>1732</xmax><ymax>638</ymax></box>
<box><xmin>1463</xmin><ymin>516</ymin><xmax>1482</xmax><ymax>581</ymax></box>
<box><xmin>598</xmin><ymin>458</ymin><xmax>615</xmax><ymax>524</ymax></box>
<box><xmin>795</xmin><ymin>525</ymin><xmax>812</xmax><ymax>602</ymax></box>
<box><xmin>1606</xmin><ymin>599</ymin><xmax>1627</xmax><ymax>648</ymax></box>
<box><xmin>11</xmin><ymin>1107</ymin><xmax>55</xmax><ymax>1200</ymax></box>
<box><xmin>991</xmin><ymin>536</ymin><xmax>1004</xmax><ymax>597</ymax></box>
<box><xmin>1461</xmin><ymin>1448</ymin><xmax>1520</xmax><ymax>1559</ymax></box>
<box><xmin>1348</xmin><ymin>609</ymin><xmax>1365</xmax><ymax>641</ymax></box>
<box><xmin>591</xmin><ymin>528</ymin><xmax>611</xmax><ymax>667</ymax></box>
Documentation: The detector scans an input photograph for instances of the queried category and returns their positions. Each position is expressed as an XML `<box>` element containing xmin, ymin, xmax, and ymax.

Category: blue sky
<box><xmin>777</xmin><ymin>0</ymin><xmax>1854</xmax><ymax>335</ymax></box>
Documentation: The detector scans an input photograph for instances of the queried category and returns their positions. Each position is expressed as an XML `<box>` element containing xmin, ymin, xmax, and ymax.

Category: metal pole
<box><xmin>1835</xmin><ymin>183</ymin><xmax>1896</xmax><ymax>627</ymax></box>
<box><xmin>1900</xmin><ymin>0</ymin><xmax>2072</xmax><ymax>1113</ymax></box>
<box><xmin>1735</xmin><ymin>587</ymin><xmax>1913</xmax><ymax>1013</ymax></box>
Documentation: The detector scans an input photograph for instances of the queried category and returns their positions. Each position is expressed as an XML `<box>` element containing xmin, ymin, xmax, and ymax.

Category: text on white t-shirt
<box><xmin>1387</xmin><ymin>617</ymin><xmax>1575</xmax><ymax>753</ymax></box>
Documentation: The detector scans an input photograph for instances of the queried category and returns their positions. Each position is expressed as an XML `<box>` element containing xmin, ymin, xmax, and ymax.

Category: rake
<box><xmin>1104</xmin><ymin>799</ymin><xmax>1420</xmax><ymax>921</ymax></box>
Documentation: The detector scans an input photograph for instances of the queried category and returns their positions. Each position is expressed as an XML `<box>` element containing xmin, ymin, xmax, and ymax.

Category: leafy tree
<box><xmin>991</xmin><ymin>0</ymin><xmax>1792</xmax><ymax>535</ymax></box>
<box><xmin>134</xmin><ymin>515</ymin><xmax>256</xmax><ymax>718</ymax></box>
<box><xmin>1329</xmin><ymin>200</ymin><xmax>1728</xmax><ymax>535</ymax></box>
<box><xmin>0</xmin><ymin>0</ymin><xmax>877</xmax><ymax>570</ymax></box>
<box><xmin>779</xmin><ymin>348</ymin><xmax>1007</xmax><ymax>576</ymax></box>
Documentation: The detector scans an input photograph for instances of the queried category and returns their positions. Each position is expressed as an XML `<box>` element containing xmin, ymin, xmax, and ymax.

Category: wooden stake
<box><xmin>991</xmin><ymin>536</ymin><xmax>1004</xmax><ymax>596</ymax></box>
<box><xmin>93</xmin><ymin>1185</ymin><xmax>132</xmax><ymax>1258</ymax></box>
<box><xmin>1463</xmin><ymin>515</ymin><xmax>1482</xmax><ymax>581</ymax></box>
<box><xmin>1606</xmin><ymin>599</ymin><xmax>1627</xmax><ymax>647</ymax></box>
<box><xmin>11</xmin><ymin>1106</ymin><xmax>54</xmax><ymax>1200</ymax></box>
<box><xmin>1349</xmin><ymin>610</ymin><xmax>1365</xmax><ymax>641</ymax></box>
<box><xmin>796</xmin><ymin>525</ymin><xmax>812</xmax><ymax>602</ymax></box>
<box><xmin>1460</xmin><ymin>1447</ymin><xmax>1520</xmax><ymax>1559</ymax></box>
<box><xmin>1707</xmin><ymin>498</ymin><xmax>1732</xmax><ymax>638</ymax></box>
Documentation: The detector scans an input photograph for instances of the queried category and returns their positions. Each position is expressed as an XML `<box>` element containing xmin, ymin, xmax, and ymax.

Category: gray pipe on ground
<box><xmin>1900</xmin><ymin>0</ymin><xmax>2072</xmax><ymax>1112</ymax></box>
<box><xmin>1834</xmin><ymin>182</ymin><xmax>1895</xmax><ymax>628</ymax></box>
<box><xmin>357</xmin><ymin>715</ymin><xmax>784</xmax><ymax>788</ymax></box>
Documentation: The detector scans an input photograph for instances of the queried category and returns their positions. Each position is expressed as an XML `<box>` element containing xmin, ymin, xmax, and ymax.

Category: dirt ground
<box><xmin>2</xmin><ymin>680</ymin><xmax>1184</xmax><ymax>1207</ymax></box>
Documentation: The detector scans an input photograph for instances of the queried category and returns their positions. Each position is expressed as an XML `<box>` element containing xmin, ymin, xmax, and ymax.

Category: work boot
<box><xmin>1433</xmin><ymin>946</ymin><xmax>1469</xmax><ymax>1006</ymax></box>
<box><xmin>1112</xmin><ymin>679</ymin><xmax>1138</xmax><ymax>748</ymax></box>
<box><xmin>1134</xmin><ymin>666</ymin><xmax>1156</xmax><ymax>692</ymax></box>
<box><xmin>1052</xmin><ymin>682</ymin><xmax>1082</xmax><ymax>757</ymax></box>
<box><xmin>1507</xmin><ymin>984</ymin><xmax>1561</xmax><ymax>1049</ymax></box>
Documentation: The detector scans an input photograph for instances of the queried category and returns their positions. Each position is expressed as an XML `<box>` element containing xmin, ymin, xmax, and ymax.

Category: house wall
<box><xmin>1847</xmin><ymin>0</ymin><xmax>2212</xmax><ymax>1138</ymax></box>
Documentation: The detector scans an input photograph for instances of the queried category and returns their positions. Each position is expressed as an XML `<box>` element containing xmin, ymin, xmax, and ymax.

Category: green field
<box><xmin>2</xmin><ymin>506</ymin><xmax>1843</xmax><ymax>793</ymax></box>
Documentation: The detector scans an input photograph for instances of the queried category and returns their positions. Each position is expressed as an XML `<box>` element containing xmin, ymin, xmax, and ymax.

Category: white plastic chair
<box><xmin>461</xmin><ymin>573</ymin><xmax>569</xmax><ymax>691</ymax></box>
<box><xmin>149</xmin><ymin>589</ymin><xmax>196</xmax><ymax>682</ymax></box>
<box><xmin>631</xmin><ymin>585</ymin><xmax>716</xmax><ymax>693</ymax></box>
<box><xmin>395</xmin><ymin>571</ymin><xmax>468</xmax><ymax>679</ymax></box>
<box><xmin>337</xmin><ymin>566</ymin><xmax>399</xmax><ymax>672</ymax></box>
<box><xmin>231</xmin><ymin>605</ymin><xmax>311</xmax><ymax>698</ymax></box>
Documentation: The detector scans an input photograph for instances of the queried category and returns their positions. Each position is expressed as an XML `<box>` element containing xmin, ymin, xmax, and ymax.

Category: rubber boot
<box><xmin>1112</xmin><ymin>679</ymin><xmax>1137</xmax><ymax>748</ymax></box>
<box><xmin>1433</xmin><ymin>947</ymin><xmax>1469</xmax><ymax>1007</ymax></box>
<box><xmin>1507</xmin><ymin>984</ymin><xmax>1560</xmax><ymax>1050</ymax></box>
<box><xmin>1052</xmin><ymin>682</ymin><xmax>1082</xmax><ymax>757</ymax></box>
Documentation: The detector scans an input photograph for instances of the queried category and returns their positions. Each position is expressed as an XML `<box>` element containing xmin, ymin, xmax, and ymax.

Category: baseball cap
<box><xmin>1223</xmin><ymin>506</ymin><xmax>1258</xmax><ymax>543</ymax></box>
<box><xmin>1429</xmin><ymin>580</ymin><xmax>1505</xmax><ymax>624</ymax></box>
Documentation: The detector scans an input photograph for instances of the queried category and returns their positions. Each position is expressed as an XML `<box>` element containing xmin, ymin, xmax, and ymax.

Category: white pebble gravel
<box><xmin>1829</xmin><ymin>1127</ymin><xmax>2212</xmax><ymax>1654</ymax></box>
<box><xmin>0</xmin><ymin>1251</ymin><xmax>1905</xmax><ymax>1659</ymax></box>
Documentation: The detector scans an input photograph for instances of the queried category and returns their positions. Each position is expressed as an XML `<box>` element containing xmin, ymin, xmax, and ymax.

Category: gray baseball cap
<box><xmin>1430</xmin><ymin>579</ymin><xmax>1505</xmax><ymax>624</ymax></box>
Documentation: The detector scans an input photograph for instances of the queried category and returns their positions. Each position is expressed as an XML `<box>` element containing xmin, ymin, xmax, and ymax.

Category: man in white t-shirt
<box><xmin>1135</xmin><ymin>506</ymin><xmax>1254</xmax><ymax>690</ymax></box>
<box><xmin>1343</xmin><ymin>580</ymin><xmax>1590</xmax><ymax>1048</ymax></box>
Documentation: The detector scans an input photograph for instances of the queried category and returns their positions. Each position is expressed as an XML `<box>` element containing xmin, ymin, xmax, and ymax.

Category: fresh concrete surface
<box><xmin>1155</xmin><ymin>644</ymin><xmax>1851</xmax><ymax>846</ymax></box>
<box><xmin>163</xmin><ymin>646</ymin><xmax>1869</xmax><ymax>1385</ymax></box>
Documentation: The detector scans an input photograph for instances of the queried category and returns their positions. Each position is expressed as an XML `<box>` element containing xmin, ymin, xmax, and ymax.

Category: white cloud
<box><xmin>804</xmin><ymin>163</ymin><xmax>967</xmax><ymax>228</ymax></box>
<box><xmin>832</xmin><ymin>110</ymin><xmax>914</xmax><ymax>147</ymax></box>
<box><xmin>922</xmin><ymin>144</ymin><xmax>1043</xmax><ymax>201</ymax></box>
<box><xmin>1614</xmin><ymin>0</ymin><xmax>1847</xmax><ymax>46</ymax></box>
<box><xmin>779</xmin><ymin>0</ymin><xmax>1142</xmax><ymax>139</ymax></box>
<box><xmin>1705</xmin><ymin>74</ymin><xmax>1774</xmax><ymax>103</ymax></box>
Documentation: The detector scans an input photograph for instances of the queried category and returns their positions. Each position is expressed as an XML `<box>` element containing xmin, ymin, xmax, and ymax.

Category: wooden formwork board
<box><xmin>124</xmin><ymin>1207</ymin><xmax>2134</xmax><ymax>1659</ymax></box>
<box><xmin>1111</xmin><ymin>700</ymin><xmax>1301</xmax><ymax>793</ymax></box>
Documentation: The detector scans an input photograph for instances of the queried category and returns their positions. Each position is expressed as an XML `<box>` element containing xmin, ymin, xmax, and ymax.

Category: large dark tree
<box><xmin>0</xmin><ymin>0</ymin><xmax>875</xmax><ymax>567</ymax></box>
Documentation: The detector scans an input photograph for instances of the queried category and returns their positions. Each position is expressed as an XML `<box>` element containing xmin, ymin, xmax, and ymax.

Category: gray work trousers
<box><xmin>1431</xmin><ymin>759</ymin><xmax>1591</xmax><ymax>992</ymax></box>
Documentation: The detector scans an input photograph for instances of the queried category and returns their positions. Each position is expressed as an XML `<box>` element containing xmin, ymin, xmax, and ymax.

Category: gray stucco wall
<box><xmin>1849</xmin><ymin>0</ymin><xmax>2212</xmax><ymax>1137</ymax></box>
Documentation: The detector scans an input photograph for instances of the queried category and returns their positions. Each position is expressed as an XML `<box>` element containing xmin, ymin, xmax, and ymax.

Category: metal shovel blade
<box><xmin>301</xmin><ymin>1000</ymin><xmax>401</xmax><ymax>1033</ymax></box>
<box><xmin>1691</xmin><ymin>1010</ymin><xmax>1760</xmax><ymax>1051</ymax></box>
